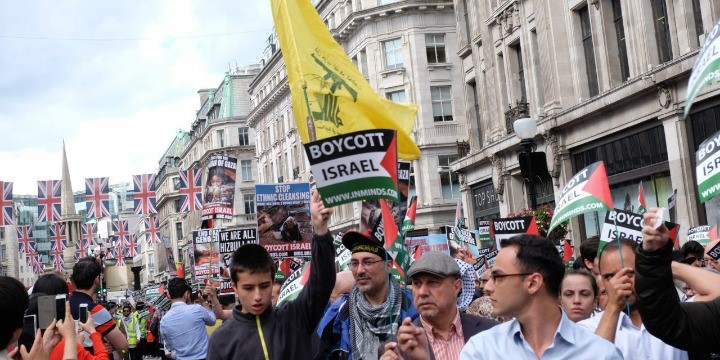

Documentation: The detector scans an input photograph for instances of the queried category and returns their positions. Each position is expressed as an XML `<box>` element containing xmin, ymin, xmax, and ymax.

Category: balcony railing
<box><xmin>416</xmin><ymin>123</ymin><xmax>467</xmax><ymax>145</ymax></box>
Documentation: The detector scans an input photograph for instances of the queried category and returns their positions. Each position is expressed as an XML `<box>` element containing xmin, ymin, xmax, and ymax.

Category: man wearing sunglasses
<box><xmin>316</xmin><ymin>230</ymin><xmax>418</xmax><ymax>360</ymax></box>
<box><xmin>460</xmin><ymin>235</ymin><xmax>622</xmax><ymax>359</ymax></box>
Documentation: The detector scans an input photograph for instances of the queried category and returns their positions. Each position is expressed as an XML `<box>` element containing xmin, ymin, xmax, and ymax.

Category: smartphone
<box><xmin>38</xmin><ymin>295</ymin><xmax>56</xmax><ymax>329</ymax></box>
<box><xmin>23</xmin><ymin>314</ymin><xmax>37</xmax><ymax>336</ymax></box>
<box><xmin>55</xmin><ymin>294</ymin><xmax>67</xmax><ymax>321</ymax></box>
<box><xmin>79</xmin><ymin>303</ymin><xmax>88</xmax><ymax>323</ymax></box>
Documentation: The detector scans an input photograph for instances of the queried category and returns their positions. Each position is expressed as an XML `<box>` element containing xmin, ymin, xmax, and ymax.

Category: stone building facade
<box><xmin>452</xmin><ymin>0</ymin><xmax>720</xmax><ymax>246</ymax></box>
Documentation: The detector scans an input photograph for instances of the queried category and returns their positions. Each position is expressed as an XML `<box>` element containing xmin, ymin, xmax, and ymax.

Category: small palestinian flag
<box><xmin>381</xmin><ymin>200</ymin><xmax>410</xmax><ymax>273</ymax></box>
<box><xmin>401</xmin><ymin>196</ymin><xmax>417</xmax><ymax>233</ymax></box>
<box><xmin>549</xmin><ymin>161</ymin><xmax>613</xmax><ymax>233</ymax></box>
<box><xmin>637</xmin><ymin>181</ymin><xmax>647</xmax><ymax>214</ymax></box>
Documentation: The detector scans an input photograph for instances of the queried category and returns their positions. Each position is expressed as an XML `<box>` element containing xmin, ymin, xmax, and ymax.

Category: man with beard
<box><xmin>578</xmin><ymin>238</ymin><xmax>688</xmax><ymax>359</ymax></box>
<box><xmin>380</xmin><ymin>252</ymin><xmax>496</xmax><ymax>360</ymax></box>
<box><xmin>317</xmin><ymin>230</ymin><xmax>418</xmax><ymax>359</ymax></box>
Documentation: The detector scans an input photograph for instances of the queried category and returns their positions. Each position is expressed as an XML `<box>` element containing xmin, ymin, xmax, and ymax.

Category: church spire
<box><xmin>61</xmin><ymin>140</ymin><xmax>77</xmax><ymax>216</ymax></box>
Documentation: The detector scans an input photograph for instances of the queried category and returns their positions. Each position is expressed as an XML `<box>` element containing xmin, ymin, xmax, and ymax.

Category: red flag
<box><xmin>637</xmin><ymin>181</ymin><xmax>647</xmax><ymax>214</ymax></box>
<box><xmin>563</xmin><ymin>239</ymin><xmax>573</xmax><ymax>263</ymax></box>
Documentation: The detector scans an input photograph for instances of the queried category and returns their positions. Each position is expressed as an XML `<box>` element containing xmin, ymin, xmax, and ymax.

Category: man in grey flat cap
<box><xmin>380</xmin><ymin>251</ymin><xmax>497</xmax><ymax>360</ymax></box>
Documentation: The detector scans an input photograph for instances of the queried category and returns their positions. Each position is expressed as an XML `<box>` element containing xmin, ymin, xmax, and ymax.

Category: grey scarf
<box><xmin>348</xmin><ymin>280</ymin><xmax>402</xmax><ymax>360</ymax></box>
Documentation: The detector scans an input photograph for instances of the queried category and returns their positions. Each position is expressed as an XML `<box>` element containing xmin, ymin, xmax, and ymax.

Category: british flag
<box><xmin>16</xmin><ymin>225</ymin><xmax>35</xmax><ymax>253</ymax></box>
<box><xmin>50</xmin><ymin>223</ymin><xmax>67</xmax><ymax>251</ymax></box>
<box><xmin>0</xmin><ymin>181</ymin><xmax>13</xmax><ymax>226</ymax></box>
<box><xmin>144</xmin><ymin>216</ymin><xmax>161</xmax><ymax>244</ymax></box>
<box><xmin>50</xmin><ymin>247</ymin><xmax>64</xmax><ymax>271</ymax></box>
<box><xmin>115</xmin><ymin>251</ymin><xmax>126</xmax><ymax>266</ymax></box>
<box><xmin>37</xmin><ymin>180</ymin><xmax>62</xmax><ymax>223</ymax></box>
<box><xmin>25</xmin><ymin>251</ymin><xmax>43</xmax><ymax>274</ymax></box>
<box><xmin>81</xmin><ymin>223</ymin><xmax>98</xmax><ymax>247</ymax></box>
<box><xmin>179</xmin><ymin>168</ymin><xmax>203</xmax><ymax>212</ymax></box>
<box><xmin>104</xmin><ymin>245</ymin><xmax>116</xmax><ymax>260</ymax></box>
<box><xmin>124</xmin><ymin>234</ymin><xmax>139</xmax><ymax>258</ymax></box>
<box><xmin>85</xmin><ymin>177</ymin><xmax>110</xmax><ymax>219</ymax></box>
<box><xmin>133</xmin><ymin>174</ymin><xmax>157</xmax><ymax>215</ymax></box>
<box><xmin>113</xmin><ymin>220</ymin><xmax>130</xmax><ymax>249</ymax></box>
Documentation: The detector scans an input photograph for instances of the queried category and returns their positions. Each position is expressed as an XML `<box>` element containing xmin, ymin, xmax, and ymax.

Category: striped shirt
<box><xmin>420</xmin><ymin>310</ymin><xmax>465</xmax><ymax>360</ymax></box>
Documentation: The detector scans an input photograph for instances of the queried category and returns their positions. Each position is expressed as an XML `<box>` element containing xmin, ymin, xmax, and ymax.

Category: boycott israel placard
<box><xmin>685</xmin><ymin>19</ymin><xmax>720</xmax><ymax>118</ymax></box>
<box><xmin>549</xmin><ymin>161</ymin><xmax>613</xmax><ymax>233</ymax></box>
<box><xmin>600</xmin><ymin>209</ymin><xmax>644</xmax><ymax>246</ymax></box>
<box><xmin>707</xmin><ymin>241</ymin><xmax>720</xmax><ymax>261</ymax></box>
<box><xmin>304</xmin><ymin>129</ymin><xmax>399</xmax><ymax>207</ymax></box>
<box><xmin>191</xmin><ymin>229</ymin><xmax>222</xmax><ymax>280</ymax></box>
<box><xmin>332</xmin><ymin>231</ymin><xmax>352</xmax><ymax>271</ymax></box>
<box><xmin>490</xmin><ymin>217</ymin><xmax>539</xmax><ymax>250</ymax></box>
<box><xmin>688</xmin><ymin>225</ymin><xmax>717</xmax><ymax>247</ymax></box>
<box><xmin>696</xmin><ymin>130</ymin><xmax>720</xmax><ymax>203</ymax></box>
<box><xmin>256</xmin><ymin>183</ymin><xmax>312</xmax><ymax>258</ymax></box>
<box><xmin>277</xmin><ymin>262</ymin><xmax>311</xmax><ymax>306</ymax></box>
<box><xmin>473</xmin><ymin>254</ymin><xmax>488</xmax><ymax>278</ymax></box>
<box><xmin>202</xmin><ymin>155</ymin><xmax>237</xmax><ymax>220</ymax></box>
<box><xmin>360</xmin><ymin>161</ymin><xmax>411</xmax><ymax>233</ymax></box>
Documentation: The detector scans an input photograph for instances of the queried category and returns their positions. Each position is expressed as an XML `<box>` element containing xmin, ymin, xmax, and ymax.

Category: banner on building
<box><xmin>684</xmin><ymin>19</ymin><xmax>720</xmax><ymax>118</ymax></box>
<box><xmin>191</xmin><ymin>229</ymin><xmax>222</xmax><ymax>280</ymax></box>
<box><xmin>490</xmin><ymin>217</ymin><xmax>539</xmax><ymax>250</ymax></box>
<box><xmin>256</xmin><ymin>183</ymin><xmax>313</xmax><ymax>258</ymax></box>
<box><xmin>270</xmin><ymin>0</ymin><xmax>420</xmax><ymax>160</ymax></box>
<box><xmin>549</xmin><ymin>161</ymin><xmax>613</xmax><ymax>233</ymax></box>
<box><xmin>305</xmin><ymin>130</ymin><xmax>399</xmax><ymax>208</ymax></box>
<box><xmin>696</xmin><ymin>130</ymin><xmax>720</xmax><ymax>203</ymax></box>
<box><xmin>202</xmin><ymin>155</ymin><xmax>237</xmax><ymax>220</ymax></box>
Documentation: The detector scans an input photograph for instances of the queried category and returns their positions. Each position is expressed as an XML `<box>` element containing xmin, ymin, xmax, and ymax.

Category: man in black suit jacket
<box><xmin>380</xmin><ymin>252</ymin><xmax>497</xmax><ymax>360</ymax></box>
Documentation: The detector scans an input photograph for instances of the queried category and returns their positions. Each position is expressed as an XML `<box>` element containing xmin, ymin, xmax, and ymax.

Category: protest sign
<box><xmin>549</xmin><ymin>161</ymin><xmax>613</xmax><ymax>233</ymax></box>
<box><xmin>402</xmin><ymin>196</ymin><xmax>417</xmax><ymax>233</ymax></box>
<box><xmin>696</xmin><ymin>130</ymin><xmax>720</xmax><ymax>203</ymax></box>
<box><xmin>668</xmin><ymin>189</ymin><xmax>677</xmax><ymax>223</ymax></box>
<box><xmin>217</xmin><ymin>227</ymin><xmax>257</xmax><ymax>292</ymax></box>
<box><xmin>707</xmin><ymin>241</ymin><xmax>720</xmax><ymax>261</ymax></box>
<box><xmin>144</xmin><ymin>285</ymin><xmax>161</xmax><ymax>300</ymax></box>
<box><xmin>162</xmin><ymin>236</ymin><xmax>177</xmax><ymax>277</ymax></box>
<box><xmin>202</xmin><ymin>155</ymin><xmax>237</xmax><ymax>220</ymax></box>
<box><xmin>331</xmin><ymin>231</ymin><xmax>351</xmax><ymax>271</ymax></box>
<box><xmin>256</xmin><ymin>183</ymin><xmax>312</xmax><ymax>258</ymax></box>
<box><xmin>305</xmin><ymin>129</ymin><xmax>399</xmax><ymax>207</ymax></box>
<box><xmin>684</xmin><ymin>19</ymin><xmax>720</xmax><ymax>118</ymax></box>
<box><xmin>360</xmin><ymin>160</ymin><xmax>411</xmax><ymax>232</ymax></box>
<box><xmin>276</xmin><ymin>262</ymin><xmax>311</xmax><ymax>306</ymax></box>
<box><xmin>600</xmin><ymin>209</ymin><xmax>644</xmax><ymax>247</ymax></box>
<box><xmin>490</xmin><ymin>217</ymin><xmax>539</xmax><ymax>250</ymax></box>
<box><xmin>472</xmin><ymin>254</ymin><xmax>488</xmax><ymax>278</ymax></box>
<box><xmin>687</xmin><ymin>225</ymin><xmax>717</xmax><ymax>247</ymax></box>
<box><xmin>409</xmin><ymin>234</ymin><xmax>450</xmax><ymax>258</ymax></box>
<box><xmin>485</xmin><ymin>249</ymin><xmax>499</xmax><ymax>269</ymax></box>
<box><xmin>191</xmin><ymin>229</ymin><xmax>222</xmax><ymax>280</ymax></box>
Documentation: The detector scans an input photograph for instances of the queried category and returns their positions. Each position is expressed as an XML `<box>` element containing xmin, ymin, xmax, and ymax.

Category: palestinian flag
<box><xmin>381</xmin><ymin>199</ymin><xmax>410</xmax><ymax>272</ymax></box>
<box><xmin>401</xmin><ymin>196</ymin><xmax>417</xmax><ymax>233</ymax></box>
<box><xmin>637</xmin><ymin>181</ymin><xmax>647</xmax><ymax>214</ymax></box>
<box><xmin>276</xmin><ymin>262</ymin><xmax>311</xmax><ymax>306</ymax></box>
<box><xmin>684</xmin><ymin>18</ymin><xmax>720</xmax><ymax>118</ymax></box>
<box><xmin>563</xmin><ymin>239</ymin><xmax>573</xmax><ymax>263</ymax></box>
<box><xmin>549</xmin><ymin>161</ymin><xmax>613</xmax><ymax>233</ymax></box>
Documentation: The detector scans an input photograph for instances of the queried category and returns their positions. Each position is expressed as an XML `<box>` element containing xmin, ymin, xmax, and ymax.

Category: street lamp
<box><xmin>514</xmin><ymin>117</ymin><xmax>539</xmax><ymax>210</ymax></box>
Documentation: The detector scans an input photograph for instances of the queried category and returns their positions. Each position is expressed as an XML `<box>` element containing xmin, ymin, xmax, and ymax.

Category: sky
<box><xmin>0</xmin><ymin>1</ymin><xmax>273</xmax><ymax>195</ymax></box>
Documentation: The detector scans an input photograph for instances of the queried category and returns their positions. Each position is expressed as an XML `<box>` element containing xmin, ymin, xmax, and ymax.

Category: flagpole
<box><xmin>301</xmin><ymin>82</ymin><xmax>317</xmax><ymax>142</ymax></box>
<box><xmin>612</xmin><ymin>217</ymin><xmax>632</xmax><ymax>315</ymax></box>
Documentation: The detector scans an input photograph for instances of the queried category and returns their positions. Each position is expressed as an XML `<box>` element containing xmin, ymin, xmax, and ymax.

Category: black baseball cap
<box><xmin>342</xmin><ymin>230</ymin><xmax>387</xmax><ymax>259</ymax></box>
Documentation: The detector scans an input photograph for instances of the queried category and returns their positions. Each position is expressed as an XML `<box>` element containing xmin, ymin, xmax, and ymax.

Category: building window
<box><xmin>612</xmin><ymin>0</ymin><xmax>630</xmax><ymax>81</ymax></box>
<box><xmin>216</xmin><ymin>129</ymin><xmax>225</xmax><ymax>148</ymax></box>
<box><xmin>380</xmin><ymin>0</ymin><xmax>398</xmax><ymax>4</ymax></box>
<box><xmin>244</xmin><ymin>194</ymin><xmax>255</xmax><ymax>214</ymax></box>
<box><xmin>431</xmin><ymin>86</ymin><xmax>453</xmax><ymax>122</ymax></box>
<box><xmin>512</xmin><ymin>43</ymin><xmax>527</xmax><ymax>102</ymax></box>
<box><xmin>425</xmin><ymin>34</ymin><xmax>446</xmax><ymax>64</ymax></box>
<box><xmin>439</xmin><ymin>155</ymin><xmax>460</xmax><ymax>199</ymax></box>
<box><xmin>650</xmin><ymin>0</ymin><xmax>672</xmax><ymax>63</ymax></box>
<box><xmin>579</xmin><ymin>6</ymin><xmax>599</xmax><ymax>97</ymax></box>
<box><xmin>386</xmin><ymin>90</ymin><xmax>407</xmax><ymax>103</ymax></box>
<box><xmin>240</xmin><ymin>160</ymin><xmax>253</xmax><ymax>181</ymax></box>
<box><xmin>461</xmin><ymin>0</ymin><xmax>471</xmax><ymax>44</ymax></box>
<box><xmin>172</xmin><ymin>176</ymin><xmax>181</xmax><ymax>190</ymax></box>
<box><xmin>174</xmin><ymin>199</ymin><xmax>181</xmax><ymax>212</ymax></box>
<box><xmin>238</xmin><ymin>127</ymin><xmax>249</xmax><ymax>146</ymax></box>
<box><xmin>383</xmin><ymin>39</ymin><xmax>404</xmax><ymax>70</ymax></box>
<box><xmin>691</xmin><ymin>0</ymin><xmax>704</xmax><ymax>44</ymax></box>
<box><xmin>175</xmin><ymin>222</ymin><xmax>183</xmax><ymax>241</ymax></box>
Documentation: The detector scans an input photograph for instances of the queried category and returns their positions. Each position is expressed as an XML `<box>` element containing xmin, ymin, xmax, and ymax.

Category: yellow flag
<box><xmin>271</xmin><ymin>0</ymin><xmax>421</xmax><ymax>160</ymax></box>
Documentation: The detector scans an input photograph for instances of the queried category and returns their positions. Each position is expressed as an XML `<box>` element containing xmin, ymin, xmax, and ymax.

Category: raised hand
<box><xmin>310</xmin><ymin>187</ymin><xmax>333</xmax><ymax>235</ymax></box>
<box><xmin>641</xmin><ymin>207</ymin><xmax>670</xmax><ymax>251</ymax></box>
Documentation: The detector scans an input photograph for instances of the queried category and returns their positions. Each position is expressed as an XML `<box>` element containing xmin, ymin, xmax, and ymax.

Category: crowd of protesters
<box><xmin>4</xmin><ymin>197</ymin><xmax>720</xmax><ymax>360</ymax></box>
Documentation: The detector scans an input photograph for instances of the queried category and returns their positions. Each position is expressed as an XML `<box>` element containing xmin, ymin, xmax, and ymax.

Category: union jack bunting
<box><xmin>25</xmin><ymin>251</ymin><xmax>43</xmax><ymax>274</ymax></box>
<box><xmin>104</xmin><ymin>246</ymin><xmax>116</xmax><ymax>260</ymax></box>
<box><xmin>179</xmin><ymin>168</ymin><xmax>203</xmax><ymax>212</ymax></box>
<box><xmin>144</xmin><ymin>216</ymin><xmax>161</xmax><ymax>244</ymax></box>
<box><xmin>85</xmin><ymin>177</ymin><xmax>110</xmax><ymax>219</ymax></box>
<box><xmin>113</xmin><ymin>220</ymin><xmax>130</xmax><ymax>249</ymax></box>
<box><xmin>50</xmin><ymin>223</ymin><xmax>67</xmax><ymax>251</ymax></box>
<box><xmin>50</xmin><ymin>247</ymin><xmax>65</xmax><ymax>271</ymax></box>
<box><xmin>81</xmin><ymin>223</ymin><xmax>98</xmax><ymax>248</ymax></box>
<box><xmin>115</xmin><ymin>251</ymin><xmax>126</xmax><ymax>266</ymax></box>
<box><xmin>133</xmin><ymin>174</ymin><xmax>157</xmax><ymax>215</ymax></box>
<box><xmin>16</xmin><ymin>225</ymin><xmax>35</xmax><ymax>253</ymax></box>
<box><xmin>37</xmin><ymin>180</ymin><xmax>62</xmax><ymax>223</ymax></box>
<box><xmin>0</xmin><ymin>181</ymin><xmax>13</xmax><ymax>226</ymax></box>
<box><xmin>124</xmin><ymin>234</ymin><xmax>139</xmax><ymax>258</ymax></box>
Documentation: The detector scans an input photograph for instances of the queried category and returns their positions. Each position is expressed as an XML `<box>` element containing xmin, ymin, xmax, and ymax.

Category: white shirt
<box><xmin>578</xmin><ymin>310</ymin><xmax>688</xmax><ymax>360</ymax></box>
